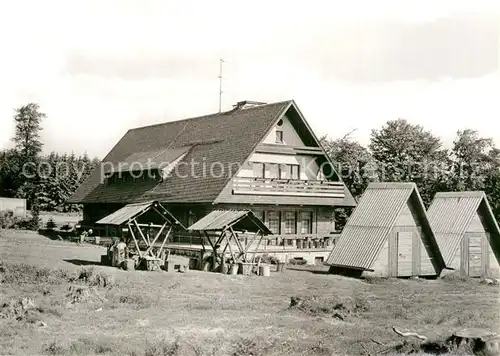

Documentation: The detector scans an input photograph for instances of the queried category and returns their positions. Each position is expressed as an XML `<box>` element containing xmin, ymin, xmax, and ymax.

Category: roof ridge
<box><xmin>367</xmin><ymin>182</ymin><xmax>417</xmax><ymax>189</ymax></box>
<box><xmin>128</xmin><ymin>100</ymin><xmax>293</xmax><ymax>132</ymax></box>
<box><xmin>434</xmin><ymin>191</ymin><xmax>486</xmax><ymax>197</ymax></box>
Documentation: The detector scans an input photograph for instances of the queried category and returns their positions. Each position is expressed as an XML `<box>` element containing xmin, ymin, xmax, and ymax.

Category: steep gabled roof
<box><xmin>69</xmin><ymin>100</ymin><xmax>352</xmax><ymax>205</ymax></box>
<box><xmin>427</xmin><ymin>191</ymin><xmax>500</xmax><ymax>266</ymax></box>
<box><xmin>326</xmin><ymin>182</ymin><xmax>444</xmax><ymax>271</ymax></box>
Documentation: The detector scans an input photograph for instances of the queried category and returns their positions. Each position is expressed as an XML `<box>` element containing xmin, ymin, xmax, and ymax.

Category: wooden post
<box><xmin>228</xmin><ymin>226</ymin><xmax>246</xmax><ymax>260</ymax></box>
<box><xmin>128</xmin><ymin>224</ymin><xmax>142</xmax><ymax>258</ymax></box>
<box><xmin>157</xmin><ymin>226</ymin><xmax>172</xmax><ymax>259</ymax></box>
<box><xmin>243</xmin><ymin>231</ymin><xmax>260</xmax><ymax>262</ymax></box>
<box><xmin>144</xmin><ymin>222</ymin><xmax>168</xmax><ymax>256</ymax></box>
<box><xmin>224</xmin><ymin>231</ymin><xmax>238</xmax><ymax>266</ymax></box>
<box><xmin>250</xmin><ymin>230</ymin><xmax>264</xmax><ymax>262</ymax></box>
<box><xmin>132</xmin><ymin>220</ymin><xmax>148</xmax><ymax>247</ymax></box>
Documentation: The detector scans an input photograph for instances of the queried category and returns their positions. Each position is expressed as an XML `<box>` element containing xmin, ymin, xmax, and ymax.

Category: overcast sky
<box><xmin>0</xmin><ymin>0</ymin><xmax>499</xmax><ymax>158</ymax></box>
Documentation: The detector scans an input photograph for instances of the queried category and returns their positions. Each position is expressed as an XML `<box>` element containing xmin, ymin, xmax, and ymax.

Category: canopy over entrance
<box><xmin>188</xmin><ymin>210</ymin><xmax>271</xmax><ymax>234</ymax></box>
<box><xmin>96</xmin><ymin>201</ymin><xmax>186</xmax><ymax>265</ymax></box>
<box><xmin>188</xmin><ymin>210</ymin><xmax>272</xmax><ymax>271</ymax></box>
<box><xmin>96</xmin><ymin>201</ymin><xmax>183</xmax><ymax>227</ymax></box>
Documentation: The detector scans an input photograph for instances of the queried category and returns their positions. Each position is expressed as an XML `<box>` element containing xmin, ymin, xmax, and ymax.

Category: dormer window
<box><xmin>275</xmin><ymin>130</ymin><xmax>283</xmax><ymax>144</ymax></box>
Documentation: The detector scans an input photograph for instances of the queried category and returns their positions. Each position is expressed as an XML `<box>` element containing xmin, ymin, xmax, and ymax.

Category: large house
<box><xmin>69</xmin><ymin>100</ymin><xmax>356</xmax><ymax>264</ymax></box>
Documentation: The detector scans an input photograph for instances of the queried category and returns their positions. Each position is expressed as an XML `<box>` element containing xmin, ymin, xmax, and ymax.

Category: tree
<box><xmin>449</xmin><ymin>130</ymin><xmax>500</xmax><ymax>221</ymax></box>
<box><xmin>12</xmin><ymin>103</ymin><xmax>45</xmax><ymax>160</ymax></box>
<box><xmin>320</xmin><ymin>131</ymin><xmax>375</xmax><ymax>199</ymax></box>
<box><xmin>449</xmin><ymin>129</ymin><xmax>495</xmax><ymax>191</ymax></box>
<box><xmin>369</xmin><ymin>118</ymin><xmax>449</xmax><ymax>206</ymax></box>
<box><xmin>10</xmin><ymin>103</ymin><xmax>46</xmax><ymax>207</ymax></box>
<box><xmin>0</xmin><ymin>149</ymin><xmax>23</xmax><ymax>197</ymax></box>
<box><xmin>321</xmin><ymin>131</ymin><xmax>376</xmax><ymax>230</ymax></box>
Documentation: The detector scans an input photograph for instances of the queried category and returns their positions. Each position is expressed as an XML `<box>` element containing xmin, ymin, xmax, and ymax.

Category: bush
<box><xmin>289</xmin><ymin>294</ymin><xmax>371</xmax><ymax>320</ymax></box>
<box><xmin>60</xmin><ymin>224</ymin><xmax>73</xmax><ymax>231</ymax></box>
<box><xmin>0</xmin><ymin>263</ymin><xmax>70</xmax><ymax>284</ymax></box>
<box><xmin>144</xmin><ymin>338</ymin><xmax>180</xmax><ymax>356</ymax></box>
<box><xmin>254</xmin><ymin>254</ymin><xmax>280</xmax><ymax>265</ymax></box>
<box><xmin>74</xmin><ymin>268</ymin><xmax>115</xmax><ymax>288</ymax></box>
<box><xmin>46</xmin><ymin>218</ymin><xmax>57</xmax><ymax>230</ymax></box>
<box><xmin>0</xmin><ymin>210</ymin><xmax>41</xmax><ymax>231</ymax></box>
<box><xmin>44</xmin><ymin>341</ymin><xmax>66</xmax><ymax>355</ymax></box>
<box><xmin>288</xmin><ymin>258</ymin><xmax>307</xmax><ymax>266</ymax></box>
<box><xmin>115</xmin><ymin>293</ymin><xmax>154</xmax><ymax>309</ymax></box>
<box><xmin>0</xmin><ymin>211</ymin><xmax>15</xmax><ymax>229</ymax></box>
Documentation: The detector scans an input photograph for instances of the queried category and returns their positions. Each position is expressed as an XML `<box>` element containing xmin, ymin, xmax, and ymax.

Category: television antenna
<box><xmin>218</xmin><ymin>58</ymin><xmax>224</xmax><ymax>113</ymax></box>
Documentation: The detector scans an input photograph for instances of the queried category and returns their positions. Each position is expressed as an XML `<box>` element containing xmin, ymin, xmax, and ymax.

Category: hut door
<box><xmin>396</xmin><ymin>232</ymin><xmax>413</xmax><ymax>276</ymax></box>
<box><xmin>467</xmin><ymin>234</ymin><xmax>482</xmax><ymax>277</ymax></box>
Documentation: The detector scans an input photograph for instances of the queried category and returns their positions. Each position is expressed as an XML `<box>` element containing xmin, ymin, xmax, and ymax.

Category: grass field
<box><xmin>0</xmin><ymin>230</ymin><xmax>499</xmax><ymax>356</ymax></box>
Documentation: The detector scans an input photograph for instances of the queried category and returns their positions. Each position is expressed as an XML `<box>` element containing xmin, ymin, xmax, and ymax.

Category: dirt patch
<box><xmin>289</xmin><ymin>294</ymin><xmax>371</xmax><ymax>321</ymax></box>
<box><xmin>66</xmin><ymin>285</ymin><xmax>106</xmax><ymax>305</ymax></box>
<box><xmin>72</xmin><ymin>267</ymin><xmax>116</xmax><ymax>288</ymax></box>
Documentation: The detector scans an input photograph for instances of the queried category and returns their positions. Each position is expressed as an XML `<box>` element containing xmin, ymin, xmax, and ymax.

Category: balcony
<box><xmin>232</xmin><ymin>177</ymin><xmax>345</xmax><ymax>198</ymax></box>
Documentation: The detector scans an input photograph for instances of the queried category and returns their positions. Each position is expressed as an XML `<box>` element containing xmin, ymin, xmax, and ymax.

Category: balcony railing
<box><xmin>167</xmin><ymin>233</ymin><xmax>340</xmax><ymax>251</ymax></box>
<box><xmin>232</xmin><ymin>177</ymin><xmax>345</xmax><ymax>198</ymax></box>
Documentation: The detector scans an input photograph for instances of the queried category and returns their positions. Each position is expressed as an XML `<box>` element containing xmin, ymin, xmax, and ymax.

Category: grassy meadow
<box><xmin>0</xmin><ymin>230</ymin><xmax>498</xmax><ymax>356</ymax></box>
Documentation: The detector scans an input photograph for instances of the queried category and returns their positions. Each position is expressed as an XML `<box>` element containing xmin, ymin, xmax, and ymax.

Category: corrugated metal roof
<box><xmin>326</xmin><ymin>182</ymin><xmax>444</xmax><ymax>271</ymax></box>
<box><xmin>96</xmin><ymin>201</ymin><xmax>154</xmax><ymax>225</ymax></box>
<box><xmin>427</xmin><ymin>191</ymin><xmax>487</xmax><ymax>266</ymax></box>
<box><xmin>326</xmin><ymin>183</ymin><xmax>417</xmax><ymax>269</ymax></box>
<box><xmin>187</xmin><ymin>209</ymin><xmax>272</xmax><ymax>234</ymax></box>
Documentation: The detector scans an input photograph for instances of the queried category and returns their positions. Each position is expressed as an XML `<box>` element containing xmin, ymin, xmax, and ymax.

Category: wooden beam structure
<box><xmin>95</xmin><ymin>201</ymin><xmax>186</xmax><ymax>271</ymax></box>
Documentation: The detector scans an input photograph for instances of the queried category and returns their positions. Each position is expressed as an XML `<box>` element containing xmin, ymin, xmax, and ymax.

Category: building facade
<box><xmin>69</xmin><ymin>100</ymin><xmax>356</xmax><ymax>264</ymax></box>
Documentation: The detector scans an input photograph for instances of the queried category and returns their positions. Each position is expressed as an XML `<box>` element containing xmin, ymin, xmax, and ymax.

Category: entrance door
<box><xmin>397</xmin><ymin>232</ymin><xmax>413</xmax><ymax>276</ymax></box>
<box><xmin>467</xmin><ymin>235</ymin><xmax>483</xmax><ymax>277</ymax></box>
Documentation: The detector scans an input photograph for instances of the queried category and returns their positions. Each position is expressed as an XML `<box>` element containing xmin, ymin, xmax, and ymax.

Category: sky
<box><xmin>0</xmin><ymin>0</ymin><xmax>499</xmax><ymax>158</ymax></box>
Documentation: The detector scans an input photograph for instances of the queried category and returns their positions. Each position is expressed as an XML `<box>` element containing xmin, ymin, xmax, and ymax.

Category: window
<box><xmin>300</xmin><ymin>211</ymin><xmax>312</xmax><ymax>234</ymax></box>
<box><xmin>284</xmin><ymin>211</ymin><xmax>296</xmax><ymax>234</ymax></box>
<box><xmin>275</xmin><ymin>130</ymin><xmax>283</xmax><ymax>143</ymax></box>
<box><xmin>252</xmin><ymin>210</ymin><xmax>264</xmax><ymax>222</ymax></box>
<box><xmin>264</xmin><ymin>163</ymin><xmax>279</xmax><ymax>179</ymax></box>
<box><xmin>252</xmin><ymin>163</ymin><xmax>265</xmax><ymax>178</ymax></box>
<box><xmin>267</xmin><ymin>211</ymin><xmax>280</xmax><ymax>234</ymax></box>
<box><xmin>278</xmin><ymin>164</ymin><xmax>300</xmax><ymax>180</ymax></box>
<box><xmin>279</xmin><ymin>164</ymin><xmax>289</xmax><ymax>179</ymax></box>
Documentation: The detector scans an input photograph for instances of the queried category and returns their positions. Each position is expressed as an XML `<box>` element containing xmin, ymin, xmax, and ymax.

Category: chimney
<box><xmin>232</xmin><ymin>100</ymin><xmax>267</xmax><ymax>110</ymax></box>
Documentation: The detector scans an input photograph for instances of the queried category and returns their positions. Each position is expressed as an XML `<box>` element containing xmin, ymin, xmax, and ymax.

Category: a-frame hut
<box><xmin>326</xmin><ymin>183</ymin><xmax>445</xmax><ymax>278</ymax></box>
<box><xmin>427</xmin><ymin>191</ymin><xmax>500</xmax><ymax>277</ymax></box>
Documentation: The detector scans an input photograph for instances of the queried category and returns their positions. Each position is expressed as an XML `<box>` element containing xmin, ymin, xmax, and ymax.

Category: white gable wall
<box><xmin>237</xmin><ymin>113</ymin><xmax>324</xmax><ymax>180</ymax></box>
<box><xmin>261</xmin><ymin>114</ymin><xmax>306</xmax><ymax>146</ymax></box>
